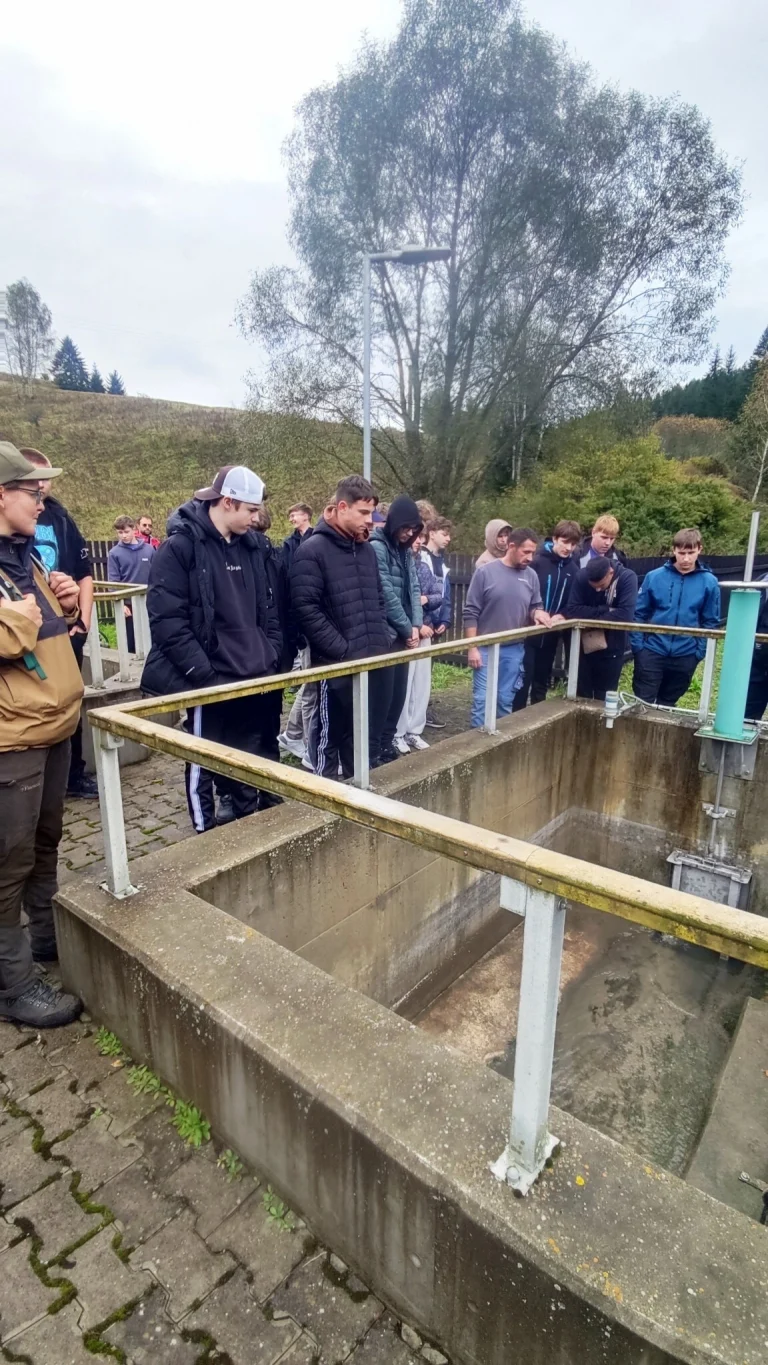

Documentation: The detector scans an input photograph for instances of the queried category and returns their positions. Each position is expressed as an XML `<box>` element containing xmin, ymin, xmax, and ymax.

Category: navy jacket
<box><xmin>566</xmin><ymin>564</ymin><xmax>639</xmax><ymax>656</ymax></box>
<box><xmin>630</xmin><ymin>560</ymin><xmax>720</xmax><ymax>661</ymax></box>
<box><xmin>415</xmin><ymin>556</ymin><xmax>445</xmax><ymax>630</ymax></box>
<box><xmin>290</xmin><ymin>517</ymin><xmax>390</xmax><ymax>664</ymax></box>
<box><xmin>141</xmin><ymin>500</ymin><xmax>281</xmax><ymax>696</ymax></box>
<box><xmin>530</xmin><ymin>545</ymin><xmax>577</xmax><ymax>644</ymax></box>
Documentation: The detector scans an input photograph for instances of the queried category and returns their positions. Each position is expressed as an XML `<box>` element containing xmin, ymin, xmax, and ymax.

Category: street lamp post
<box><xmin>362</xmin><ymin>244</ymin><xmax>452</xmax><ymax>483</ymax></box>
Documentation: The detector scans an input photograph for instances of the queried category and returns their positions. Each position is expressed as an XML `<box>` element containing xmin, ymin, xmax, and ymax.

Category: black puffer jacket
<box><xmin>141</xmin><ymin>500</ymin><xmax>282</xmax><ymax>696</ymax></box>
<box><xmin>290</xmin><ymin>517</ymin><xmax>389</xmax><ymax>664</ymax></box>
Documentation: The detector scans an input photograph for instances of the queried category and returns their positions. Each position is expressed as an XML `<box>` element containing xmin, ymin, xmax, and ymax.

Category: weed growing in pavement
<box><xmin>125</xmin><ymin>1065</ymin><xmax>171</xmax><ymax>1102</ymax></box>
<box><xmin>95</xmin><ymin>1028</ymin><xmax>126</xmax><ymax>1060</ymax></box>
<box><xmin>171</xmin><ymin>1101</ymin><xmax>210</xmax><ymax>1147</ymax></box>
<box><xmin>216</xmin><ymin>1148</ymin><xmax>244</xmax><ymax>1182</ymax></box>
<box><xmin>262</xmin><ymin>1186</ymin><xmax>294</xmax><ymax>1231</ymax></box>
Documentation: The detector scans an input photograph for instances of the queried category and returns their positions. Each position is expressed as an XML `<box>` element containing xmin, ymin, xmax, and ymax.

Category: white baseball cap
<box><xmin>195</xmin><ymin>465</ymin><xmax>265</xmax><ymax>504</ymax></box>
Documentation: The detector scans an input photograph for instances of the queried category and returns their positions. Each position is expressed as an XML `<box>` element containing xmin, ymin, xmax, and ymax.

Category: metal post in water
<box><xmin>566</xmin><ymin>627</ymin><xmax>580</xmax><ymax>700</ymax></box>
<box><xmin>93</xmin><ymin>728</ymin><xmax>137</xmax><ymax>898</ymax></box>
<box><xmin>491</xmin><ymin>884</ymin><xmax>565</xmax><ymax>1194</ymax></box>
<box><xmin>483</xmin><ymin>642</ymin><xmax>500</xmax><ymax>733</ymax></box>
<box><xmin>352</xmin><ymin>671</ymin><xmax>370</xmax><ymax>790</ymax></box>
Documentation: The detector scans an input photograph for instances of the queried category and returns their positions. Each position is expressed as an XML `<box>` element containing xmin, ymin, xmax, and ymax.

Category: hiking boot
<box><xmin>67</xmin><ymin>774</ymin><xmax>100</xmax><ymax>799</ymax></box>
<box><xmin>0</xmin><ymin>979</ymin><xmax>82</xmax><ymax>1028</ymax></box>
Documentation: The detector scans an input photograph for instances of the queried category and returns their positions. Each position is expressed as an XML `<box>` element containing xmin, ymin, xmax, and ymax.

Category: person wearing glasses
<box><xmin>0</xmin><ymin>442</ymin><xmax>84</xmax><ymax>1028</ymax></box>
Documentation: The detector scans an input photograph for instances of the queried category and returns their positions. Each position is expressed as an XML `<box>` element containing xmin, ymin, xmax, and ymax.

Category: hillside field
<box><xmin>0</xmin><ymin>377</ymin><xmax>364</xmax><ymax>541</ymax></box>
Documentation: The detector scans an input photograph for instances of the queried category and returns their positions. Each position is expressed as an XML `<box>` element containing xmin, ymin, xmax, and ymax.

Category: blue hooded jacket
<box><xmin>630</xmin><ymin>559</ymin><xmax>720</xmax><ymax>660</ymax></box>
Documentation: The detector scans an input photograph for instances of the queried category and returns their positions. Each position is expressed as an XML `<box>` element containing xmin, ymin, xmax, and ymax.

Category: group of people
<box><xmin>0</xmin><ymin>437</ymin><xmax>765</xmax><ymax>1033</ymax></box>
<box><xmin>466</xmin><ymin>513</ymin><xmax>723</xmax><ymax>719</ymax></box>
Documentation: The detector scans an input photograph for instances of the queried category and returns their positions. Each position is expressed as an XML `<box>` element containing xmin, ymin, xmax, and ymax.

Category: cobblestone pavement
<box><xmin>0</xmin><ymin>1018</ymin><xmax>449</xmax><ymax>1364</ymax></box>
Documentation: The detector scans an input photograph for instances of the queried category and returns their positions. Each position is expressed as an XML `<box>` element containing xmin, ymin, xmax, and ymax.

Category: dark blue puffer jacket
<box><xmin>630</xmin><ymin>560</ymin><xmax>720</xmax><ymax>660</ymax></box>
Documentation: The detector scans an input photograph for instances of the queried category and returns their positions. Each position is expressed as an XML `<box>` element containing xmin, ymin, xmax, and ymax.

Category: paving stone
<box><xmin>400</xmin><ymin>1324</ymin><xmax>422</xmax><ymax>1351</ymax></box>
<box><xmin>54</xmin><ymin>1112</ymin><xmax>142</xmax><ymax>1193</ymax></box>
<box><xmin>0</xmin><ymin>1099</ymin><xmax>33</xmax><ymax>1148</ymax></box>
<box><xmin>162</xmin><ymin>1150</ymin><xmax>251</xmax><ymax>1239</ymax></box>
<box><xmin>91</xmin><ymin>1067</ymin><xmax>168</xmax><ymax>1137</ymax></box>
<box><xmin>281</xmin><ymin>1335</ymin><xmax>328</xmax><ymax>1364</ymax></box>
<box><xmin>54</xmin><ymin>1039</ymin><xmax>124</xmax><ymax>1091</ymax></box>
<box><xmin>25</xmin><ymin>1076</ymin><xmax>90</xmax><ymax>1142</ymax></box>
<box><xmin>0</xmin><ymin>1022</ymin><xmax>21</xmax><ymax>1058</ymax></box>
<box><xmin>348</xmin><ymin>1314</ymin><xmax>420</xmax><ymax>1365</ymax></box>
<box><xmin>3</xmin><ymin>1300</ymin><xmax>93</xmax><ymax>1362</ymax></box>
<box><xmin>206</xmin><ymin>1190</ymin><xmax>306</xmax><ymax>1302</ymax></box>
<box><xmin>0</xmin><ymin>1041</ymin><xmax>59</xmax><ymax>1099</ymax></box>
<box><xmin>43</xmin><ymin>1021</ymin><xmax>95</xmax><ymax>1057</ymax></box>
<box><xmin>67</xmin><ymin>1226</ymin><xmax>153</xmax><ymax>1331</ymax></box>
<box><xmin>421</xmin><ymin>1347</ymin><xmax>448</xmax><ymax>1364</ymax></box>
<box><xmin>129</xmin><ymin>1108</ymin><xmax>192</xmax><ymax>1183</ymax></box>
<box><xmin>11</xmin><ymin>1175</ymin><xmax>102</xmax><ymax>1265</ymax></box>
<box><xmin>183</xmin><ymin>1269</ymin><xmax>300</xmax><ymax>1364</ymax></box>
<box><xmin>132</xmin><ymin>1209</ymin><xmax>236</xmax><ymax>1323</ymax></box>
<box><xmin>0</xmin><ymin>1238</ymin><xmax>58</xmax><ymax>1341</ymax></box>
<box><xmin>99</xmin><ymin>1161</ymin><xmax>184</xmax><ymax>1248</ymax></box>
<box><xmin>102</xmin><ymin>1293</ymin><xmax>200</xmax><ymax>1364</ymax></box>
<box><xmin>270</xmin><ymin>1253</ymin><xmax>384</xmax><ymax>1363</ymax></box>
<box><xmin>0</xmin><ymin>1215</ymin><xmax>20</xmax><ymax>1252</ymax></box>
<box><xmin>0</xmin><ymin>1130</ymin><xmax>53</xmax><ymax>1211</ymax></box>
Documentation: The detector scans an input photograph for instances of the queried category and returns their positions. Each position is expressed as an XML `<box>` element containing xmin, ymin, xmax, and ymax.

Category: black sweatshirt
<box><xmin>565</xmin><ymin>564</ymin><xmax>639</xmax><ymax>655</ymax></box>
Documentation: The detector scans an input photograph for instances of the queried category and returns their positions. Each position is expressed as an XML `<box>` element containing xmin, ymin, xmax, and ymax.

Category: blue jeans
<box><xmin>471</xmin><ymin>643</ymin><xmax>526</xmax><ymax>727</ymax></box>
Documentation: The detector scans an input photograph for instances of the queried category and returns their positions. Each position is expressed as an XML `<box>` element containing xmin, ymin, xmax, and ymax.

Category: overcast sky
<box><xmin>1</xmin><ymin>0</ymin><xmax>765</xmax><ymax>407</ymax></box>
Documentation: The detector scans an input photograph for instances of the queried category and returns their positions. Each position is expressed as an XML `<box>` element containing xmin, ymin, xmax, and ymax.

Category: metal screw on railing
<box><xmin>93</xmin><ymin>728</ymin><xmax>137</xmax><ymax>898</ymax></box>
<box><xmin>352</xmin><ymin>672</ymin><xmax>370</xmax><ymax>790</ymax></box>
<box><xmin>483</xmin><ymin>642</ymin><xmax>500</xmax><ymax>733</ymax></box>
<box><xmin>492</xmin><ymin>881</ymin><xmax>566</xmax><ymax>1194</ymax></box>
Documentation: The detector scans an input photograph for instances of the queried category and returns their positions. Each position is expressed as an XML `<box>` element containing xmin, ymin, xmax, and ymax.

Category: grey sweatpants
<box><xmin>0</xmin><ymin>739</ymin><xmax>70</xmax><ymax>997</ymax></box>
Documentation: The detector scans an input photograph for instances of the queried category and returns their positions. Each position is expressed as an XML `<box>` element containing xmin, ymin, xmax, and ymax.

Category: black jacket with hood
<box><xmin>565</xmin><ymin>562</ymin><xmax>639</xmax><ymax>656</ymax></box>
<box><xmin>290</xmin><ymin>516</ymin><xmax>389</xmax><ymax>665</ymax></box>
<box><xmin>141</xmin><ymin>500</ymin><xmax>282</xmax><ymax>697</ymax></box>
<box><xmin>370</xmin><ymin>497</ymin><xmax>424</xmax><ymax>644</ymax></box>
<box><xmin>530</xmin><ymin>545</ymin><xmax>578</xmax><ymax>644</ymax></box>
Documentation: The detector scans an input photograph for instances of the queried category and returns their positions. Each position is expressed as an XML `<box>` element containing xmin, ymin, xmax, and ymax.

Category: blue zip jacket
<box><xmin>630</xmin><ymin>560</ymin><xmax>720</xmax><ymax>661</ymax></box>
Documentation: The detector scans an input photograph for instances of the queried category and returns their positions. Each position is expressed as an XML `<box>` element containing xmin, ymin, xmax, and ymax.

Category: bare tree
<box><xmin>5</xmin><ymin>279</ymin><xmax>53</xmax><ymax>387</ymax></box>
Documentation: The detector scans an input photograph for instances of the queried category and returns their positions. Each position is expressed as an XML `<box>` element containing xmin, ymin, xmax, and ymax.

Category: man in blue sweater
<box><xmin>630</xmin><ymin>529</ymin><xmax>720</xmax><ymax>707</ymax></box>
<box><xmin>107</xmin><ymin>515</ymin><xmax>156</xmax><ymax>653</ymax></box>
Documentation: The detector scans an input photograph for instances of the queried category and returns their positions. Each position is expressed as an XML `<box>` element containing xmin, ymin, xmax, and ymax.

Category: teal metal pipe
<box><xmin>712</xmin><ymin>589</ymin><xmax>761</xmax><ymax>740</ymax></box>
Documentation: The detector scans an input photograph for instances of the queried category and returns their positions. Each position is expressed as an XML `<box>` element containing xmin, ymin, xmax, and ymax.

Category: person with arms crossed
<box><xmin>630</xmin><ymin>529</ymin><xmax>720</xmax><ymax>706</ymax></box>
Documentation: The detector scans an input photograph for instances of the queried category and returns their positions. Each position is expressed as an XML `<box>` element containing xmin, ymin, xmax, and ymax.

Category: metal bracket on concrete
<box><xmin>698</xmin><ymin>735</ymin><xmax>759</xmax><ymax>780</ymax></box>
<box><xmin>491</xmin><ymin>884</ymin><xmax>565</xmax><ymax>1195</ymax></box>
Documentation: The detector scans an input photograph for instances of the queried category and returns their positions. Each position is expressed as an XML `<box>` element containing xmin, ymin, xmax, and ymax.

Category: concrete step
<box><xmin>686</xmin><ymin>994</ymin><xmax>768</xmax><ymax>1220</ymax></box>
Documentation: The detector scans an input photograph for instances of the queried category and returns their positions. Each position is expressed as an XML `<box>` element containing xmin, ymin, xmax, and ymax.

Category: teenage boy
<box><xmin>0</xmin><ymin>442</ymin><xmax>84</xmax><ymax>1027</ymax></box>
<box><xmin>630</xmin><ymin>529</ymin><xmax>720</xmax><ymax>706</ymax></box>
<box><xmin>464</xmin><ymin>528</ymin><xmax>551</xmax><ymax>726</ymax></box>
<box><xmin>279</xmin><ymin>502</ymin><xmax>316</xmax><ymax>762</ymax></box>
<box><xmin>394</xmin><ymin>532</ymin><xmax>444</xmax><ymax>752</ymax></box>
<box><xmin>576</xmin><ymin>515</ymin><xmax>626</xmax><ymax>569</ymax></box>
<box><xmin>566</xmin><ymin>556</ymin><xmax>638</xmax><ymax>700</ymax></box>
<box><xmin>141</xmin><ymin>465</ymin><xmax>282</xmax><ymax>833</ymax></box>
<box><xmin>22</xmin><ymin>447</ymin><xmax>97</xmax><ymax>798</ymax></box>
<box><xmin>476</xmin><ymin>519</ymin><xmax>512</xmax><ymax>567</ymax></box>
<box><xmin>291</xmin><ymin>475</ymin><xmax>390</xmax><ymax>779</ymax></box>
<box><xmin>420</xmin><ymin>516</ymin><xmax>452</xmax><ymax>728</ymax></box>
<box><xmin>137</xmin><ymin>515</ymin><xmax>160</xmax><ymax>548</ymax></box>
<box><xmin>370</xmin><ymin>497</ymin><xmax>427</xmax><ymax>762</ymax></box>
<box><xmin>282</xmin><ymin>503</ymin><xmax>313</xmax><ymax>573</ymax></box>
<box><xmin>513</xmin><ymin>520</ymin><xmax>581</xmax><ymax>709</ymax></box>
<box><xmin>107</xmin><ymin>516</ymin><xmax>156</xmax><ymax>652</ymax></box>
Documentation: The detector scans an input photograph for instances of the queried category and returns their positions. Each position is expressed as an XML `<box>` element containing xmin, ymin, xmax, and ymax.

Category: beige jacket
<box><xmin>0</xmin><ymin>564</ymin><xmax>84</xmax><ymax>752</ymax></box>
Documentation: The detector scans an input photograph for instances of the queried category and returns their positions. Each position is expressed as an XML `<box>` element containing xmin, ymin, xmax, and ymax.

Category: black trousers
<box><xmin>746</xmin><ymin>648</ymin><xmax>768</xmax><ymax>721</ymax></box>
<box><xmin>0</xmin><ymin>739</ymin><xmax>70</xmax><ymax>996</ymax></box>
<box><xmin>314</xmin><ymin>668</ymin><xmax>395</xmax><ymax>779</ymax></box>
<box><xmin>378</xmin><ymin>663</ymin><xmax>409</xmax><ymax>758</ymax></box>
<box><xmin>512</xmin><ymin>634</ymin><xmax>563</xmax><ymax>710</ymax></box>
<box><xmin>68</xmin><ymin>628</ymin><xmax>87</xmax><ymax>785</ymax></box>
<box><xmin>632</xmin><ymin>649</ymin><xmax>698</xmax><ymax>707</ymax></box>
<box><xmin>184</xmin><ymin>694</ymin><xmax>280</xmax><ymax>833</ymax></box>
<box><xmin>577</xmin><ymin>650</ymin><xmax>623</xmax><ymax>701</ymax></box>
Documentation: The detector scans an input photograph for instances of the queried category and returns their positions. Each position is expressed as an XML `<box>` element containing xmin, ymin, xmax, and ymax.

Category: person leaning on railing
<box><xmin>565</xmin><ymin>555</ymin><xmax>639</xmax><ymax>701</ymax></box>
<box><xmin>0</xmin><ymin>442</ymin><xmax>84</xmax><ymax>1029</ymax></box>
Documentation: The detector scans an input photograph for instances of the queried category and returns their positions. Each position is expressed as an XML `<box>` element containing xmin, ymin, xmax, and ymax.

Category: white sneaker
<box><xmin>301</xmin><ymin>756</ymin><xmax>314</xmax><ymax>772</ymax></box>
<box><xmin>406</xmin><ymin>734</ymin><xmax>430</xmax><ymax>750</ymax></box>
<box><xmin>278</xmin><ymin>732</ymin><xmax>306</xmax><ymax>760</ymax></box>
<box><xmin>393</xmin><ymin>736</ymin><xmax>411</xmax><ymax>755</ymax></box>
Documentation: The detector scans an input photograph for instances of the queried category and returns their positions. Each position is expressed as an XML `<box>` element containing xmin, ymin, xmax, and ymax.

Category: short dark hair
<box><xmin>333</xmin><ymin>475</ymin><xmax>378</xmax><ymax>507</ymax></box>
<box><xmin>288</xmin><ymin>503</ymin><xmax>313</xmax><ymax>519</ymax></box>
<box><xmin>552</xmin><ymin>520</ymin><xmax>581</xmax><ymax>544</ymax></box>
<box><xmin>586</xmin><ymin>556</ymin><xmax>612</xmax><ymax>582</ymax></box>
<box><xmin>673</xmin><ymin>527</ymin><xmax>702</xmax><ymax>549</ymax></box>
<box><xmin>508</xmin><ymin>527</ymin><xmax>539</xmax><ymax>546</ymax></box>
<box><xmin>114</xmin><ymin>515</ymin><xmax>135</xmax><ymax>531</ymax></box>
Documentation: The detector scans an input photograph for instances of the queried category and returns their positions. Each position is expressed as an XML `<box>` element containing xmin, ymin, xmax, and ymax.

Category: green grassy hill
<box><xmin>0</xmin><ymin>377</ymin><xmax>362</xmax><ymax>541</ymax></box>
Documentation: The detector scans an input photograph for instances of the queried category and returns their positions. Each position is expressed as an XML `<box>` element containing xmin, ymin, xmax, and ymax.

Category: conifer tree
<box><xmin>51</xmin><ymin>336</ymin><xmax>89</xmax><ymax>390</ymax></box>
<box><xmin>89</xmin><ymin>365</ymin><xmax>106</xmax><ymax>393</ymax></box>
<box><xmin>107</xmin><ymin>370</ymin><xmax>126</xmax><ymax>395</ymax></box>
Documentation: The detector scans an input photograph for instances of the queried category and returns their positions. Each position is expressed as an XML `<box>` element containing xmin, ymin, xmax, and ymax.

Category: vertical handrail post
<box><xmin>491</xmin><ymin>885</ymin><xmax>565</xmax><ymax>1194</ymax></box>
<box><xmin>93</xmin><ymin>728</ymin><xmax>137</xmax><ymax>898</ymax></box>
<box><xmin>131</xmin><ymin>594</ymin><xmax>147</xmax><ymax>660</ymax></box>
<box><xmin>566</xmin><ymin>627</ymin><xmax>580</xmax><ymax>700</ymax></box>
<box><xmin>352</xmin><ymin>670</ymin><xmax>370</xmax><ymax>790</ymax></box>
<box><xmin>114</xmin><ymin>600</ymin><xmax>132</xmax><ymax>681</ymax></box>
<box><xmin>483</xmin><ymin>642</ymin><xmax>500</xmax><ymax>733</ymax></box>
<box><xmin>86</xmin><ymin>606</ymin><xmax>105</xmax><ymax>689</ymax></box>
<box><xmin>698</xmin><ymin>636</ymin><xmax>717</xmax><ymax>723</ymax></box>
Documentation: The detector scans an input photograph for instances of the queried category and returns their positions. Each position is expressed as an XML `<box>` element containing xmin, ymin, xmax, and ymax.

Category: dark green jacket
<box><xmin>371</xmin><ymin>529</ymin><xmax>423</xmax><ymax>643</ymax></box>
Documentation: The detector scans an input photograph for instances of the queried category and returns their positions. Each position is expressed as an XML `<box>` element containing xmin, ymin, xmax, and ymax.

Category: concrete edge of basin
<box><xmin>54</xmin><ymin>876</ymin><xmax>768</xmax><ymax>1365</ymax></box>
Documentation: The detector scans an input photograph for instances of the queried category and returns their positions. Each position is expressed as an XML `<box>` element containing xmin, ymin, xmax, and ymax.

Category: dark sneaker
<box><xmin>216</xmin><ymin>795</ymin><xmax>236</xmax><ymax>826</ymax></box>
<box><xmin>0</xmin><ymin>979</ymin><xmax>82</xmax><ymax>1028</ymax></box>
<box><xmin>67</xmin><ymin>774</ymin><xmax>100</xmax><ymax>799</ymax></box>
<box><xmin>424</xmin><ymin>709</ymin><xmax>446</xmax><ymax>729</ymax></box>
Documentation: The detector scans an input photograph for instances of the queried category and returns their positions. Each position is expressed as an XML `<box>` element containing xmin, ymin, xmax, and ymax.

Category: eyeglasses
<box><xmin>13</xmin><ymin>486</ymin><xmax>45</xmax><ymax>505</ymax></box>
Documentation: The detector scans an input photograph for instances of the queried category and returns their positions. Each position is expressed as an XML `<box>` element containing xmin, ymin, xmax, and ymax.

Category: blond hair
<box><xmin>592</xmin><ymin>514</ymin><xmax>619</xmax><ymax>537</ymax></box>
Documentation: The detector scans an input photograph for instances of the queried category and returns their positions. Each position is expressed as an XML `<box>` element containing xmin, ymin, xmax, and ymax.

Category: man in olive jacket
<box><xmin>0</xmin><ymin>443</ymin><xmax>84</xmax><ymax>1028</ymax></box>
<box><xmin>370</xmin><ymin>496</ymin><xmax>427</xmax><ymax>762</ymax></box>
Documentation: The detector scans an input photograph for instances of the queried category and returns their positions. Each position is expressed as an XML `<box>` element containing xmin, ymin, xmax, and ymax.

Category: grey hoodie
<box><xmin>107</xmin><ymin>537</ymin><xmax>156</xmax><ymax>584</ymax></box>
